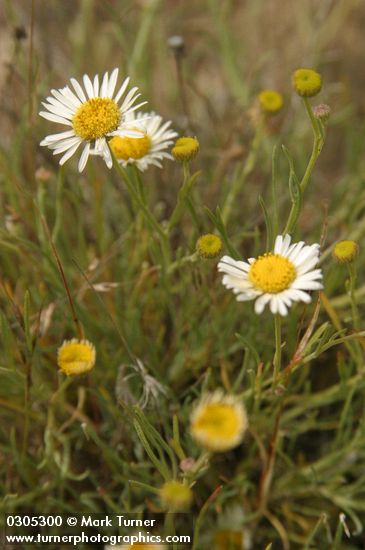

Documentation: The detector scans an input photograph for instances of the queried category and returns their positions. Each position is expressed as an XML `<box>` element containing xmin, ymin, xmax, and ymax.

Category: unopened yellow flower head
<box><xmin>292</xmin><ymin>68</ymin><xmax>322</xmax><ymax>97</ymax></box>
<box><xmin>196</xmin><ymin>234</ymin><xmax>223</xmax><ymax>259</ymax></box>
<box><xmin>333</xmin><ymin>240</ymin><xmax>359</xmax><ymax>263</ymax></box>
<box><xmin>258</xmin><ymin>90</ymin><xmax>283</xmax><ymax>114</ymax></box>
<box><xmin>57</xmin><ymin>338</ymin><xmax>96</xmax><ymax>376</ymax></box>
<box><xmin>171</xmin><ymin>136</ymin><xmax>199</xmax><ymax>162</ymax></box>
<box><xmin>159</xmin><ymin>480</ymin><xmax>193</xmax><ymax>511</ymax></box>
<box><xmin>190</xmin><ymin>391</ymin><xmax>248</xmax><ymax>452</ymax></box>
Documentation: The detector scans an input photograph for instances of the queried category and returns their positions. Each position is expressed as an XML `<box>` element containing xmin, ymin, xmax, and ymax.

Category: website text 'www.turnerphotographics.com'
<box><xmin>4</xmin><ymin>514</ymin><xmax>192</xmax><ymax>547</ymax></box>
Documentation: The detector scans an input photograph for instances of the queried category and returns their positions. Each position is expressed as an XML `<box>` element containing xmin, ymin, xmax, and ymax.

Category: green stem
<box><xmin>273</xmin><ymin>315</ymin><xmax>282</xmax><ymax>384</ymax></box>
<box><xmin>110</xmin><ymin>148</ymin><xmax>171</xmax><ymax>266</ymax></box>
<box><xmin>115</xmin><ymin>161</ymin><xmax>165</xmax><ymax>240</ymax></box>
<box><xmin>283</xmin><ymin>98</ymin><xmax>325</xmax><ymax>235</ymax></box>
<box><xmin>52</xmin><ymin>166</ymin><xmax>65</xmax><ymax>244</ymax></box>
<box><xmin>192</xmin><ymin>484</ymin><xmax>222</xmax><ymax>550</ymax></box>
<box><xmin>271</xmin><ymin>144</ymin><xmax>279</xmax><ymax>243</ymax></box>
<box><xmin>222</xmin><ymin>121</ymin><xmax>263</xmax><ymax>224</ymax></box>
<box><xmin>132</xmin><ymin>165</ymin><xmax>148</xmax><ymax>206</ymax></box>
<box><xmin>348</xmin><ymin>263</ymin><xmax>360</xmax><ymax>330</ymax></box>
<box><xmin>168</xmin><ymin>161</ymin><xmax>199</xmax><ymax>232</ymax></box>
<box><xmin>300</xmin><ymin>98</ymin><xmax>323</xmax><ymax>194</ymax></box>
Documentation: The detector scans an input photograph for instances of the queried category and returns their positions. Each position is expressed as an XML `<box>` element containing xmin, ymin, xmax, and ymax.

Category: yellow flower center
<box><xmin>194</xmin><ymin>404</ymin><xmax>241</xmax><ymax>440</ymax></box>
<box><xmin>72</xmin><ymin>97</ymin><xmax>121</xmax><ymax>141</ymax></box>
<box><xmin>249</xmin><ymin>253</ymin><xmax>296</xmax><ymax>294</ymax></box>
<box><xmin>57</xmin><ymin>339</ymin><xmax>95</xmax><ymax>376</ymax></box>
<box><xmin>109</xmin><ymin>132</ymin><xmax>151</xmax><ymax>160</ymax></box>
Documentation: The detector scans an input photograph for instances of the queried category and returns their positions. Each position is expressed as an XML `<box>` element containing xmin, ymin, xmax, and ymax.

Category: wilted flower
<box><xmin>57</xmin><ymin>339</ymin><xmax>96</xmax><ymax>376</ymax></box>
<box><xmin>190</xmin><ymin>390</ymin><xmax>248</xmax><ymax>452</ymax></box>
<box><xmin>313</xmin><ymin>103</ymin><xmax>331</xmax><ymax>122</ymax></box>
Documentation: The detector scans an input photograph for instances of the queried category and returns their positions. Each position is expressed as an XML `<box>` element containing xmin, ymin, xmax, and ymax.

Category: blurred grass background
<box><xmin>1</xmin><ymin>1</ymin><xmax>365</xmax><ymax>549</ymax></box>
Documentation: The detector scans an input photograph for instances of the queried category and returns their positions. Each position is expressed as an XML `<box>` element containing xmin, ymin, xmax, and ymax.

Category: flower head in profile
<box><xmin>292</xmin><ymin>68</ymin><xmax>322</xmax><ymax>97</ymax></box>
<box><xmin>159</xmin><ymin>480</ymin><xmax>193</xmax><ymax>511</ymax></box>
<box><xmin>109</xmin><ymin>111</ymin><xmax>177</xmax><ymax>171</ymax></box>
<box><xmin>190</xmin><ymin>391</ymin><xmax>248</xmax><ymax>452</ymax></box>
<box><xmin>40</xmin><ymin>68</ymin><xmax>146</xmax><ymax>172</ymax></box>
<box><xmin>57</xmin><ymin>338</ymin><xmax>96</xmax><ymax>376</ymax></box>
<box><xmin>218</xmin><ymin>234</ymin><xmax>322</xmax><ymax>316</ymax></box>
<box><xmin>258</xmin><ymin>89</ymin><xmax>283</xmax><ymax>114</ymax></box>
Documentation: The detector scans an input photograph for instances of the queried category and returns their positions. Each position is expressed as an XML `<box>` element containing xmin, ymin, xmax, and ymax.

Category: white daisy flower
<box><xmin>218</xmin><ymin>234</ymin><xmax>323</xmax><ymax>316</ymax></box>
<box><xmin>108</xmin><ymin>111</ymin><xmax>178</xmax><ymax>171</ymax></box>
<box><xmin>39</xmin><ymin>68</ymin><xmax>147</xmax><ymax>172</ymax></box>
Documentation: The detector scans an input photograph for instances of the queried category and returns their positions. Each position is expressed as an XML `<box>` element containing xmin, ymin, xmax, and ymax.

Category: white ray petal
<box><xmin>114</xmin><ymin>76</ymin><xmax>130</xmax><ymax>103</ymax></box>
<box><xmin>83</xmin><ymin>74</ymin><xmax>95</xmax><ymax>99</ymax></box>
<box><xmin>59</xmin><ymin>141</ymin><xmax>81</xmax><ymax>165</ymax></box>
<box><xmin>270</xmin><ymin>296</ymin><xmax>279</xmax><ymax>314</ymax></box>
<box><xmin>254</xmin><ymin>294</ymin><xmax>271</xmax><ymax>314</ymax></box>
<box><xmin>236</xmin><ymin>292</ymin><xmax>258</xmax><ymax>302</ymax></box>
<box><xmin>290</xmin><ymin>289</ymin><xmax>312</xmax><ymax>303</ymax></box>
<box><xmin>78</xmin><ymin>142</ymin><xmax>91</xmax><ymax>172</ymax></box>
<box><xmin>39</xmin><ymin>111</ymin><xmax>73</xmax><ymax>125</ymax></box>
<box><xmin>93</xmin><ymin>74</ymin><xmax>99</xmax><ymax>96</ymax></box>
<box><xmin>70</xmin><ymin>78</ymin><xmax>87</xmax><ymax>103</ymax></box>
<box><xmin>277</xmin><ymin>299</ymin><xmax>288</xmax><ymax>316</ymax></box>
<box><xmin>100</xmin><ymin>71</ymin><xmax>109</xmax><ymax>97</ymax></box>
<box><xmin>108</xmin><ymin>68</ymin><xmax>119</xmax><ymax>98</ymax></box>
<box><xmin>50</xmin><ymin>88</ymin><xmax>80</xmax><ymax>110</ymax></box>
<box><xmin>41</xmin><ymin>129</ymin><xmax>75</xmax><ymax>144</ymax></box>
<box><xmin>42</xmin><ymin>101</ymin><xmax>73</xmax><ymax>119</ymax></box>
<box><xmin>52</xmin><ymin>136</ymin><xmax>82</xmax><ymax>155</ymax></box>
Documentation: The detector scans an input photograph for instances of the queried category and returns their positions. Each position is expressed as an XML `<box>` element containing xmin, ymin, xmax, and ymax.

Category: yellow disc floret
<box><xmin>190</xmin><ymin>391</ymin><xmax>248</xmax><ymax>452</ymax></box>
<box><xmin>109</xmin><ymin>132</ymin><xmax>150</xmax><ymax>160</ymax></box>
<box><xmin>333</xmin><ymin>240</ymin><xmax>359</xmax><ymax>263</ymax></box>
<box><xmin>72</xmin><ymin>97</ymin><xmax>121</xmax><ymax>141</ymax></box>
<box><xmin>258</xmin><ymin>90</ymin><xmax>284</xmax><ymax>114</ymax></box>
<box><xmin>57</xmin><ymin>338</ymin><xmax>96</xmax><ymax>376</ymax></box>
<box><xmin>159</xmin><ymin>481</ymin><xmax>193</xmax><ymax>511</ymax></box>
<box><xmin>249</xmin><ymin>253</ymin><xmax>296</xmax><ymax>294</ymax></box>
<box><xmin>171</xmin><ymin>136</ymin><xmax>199</xmax><ymax>161</ymax></box>
<box><xmin>292</xmin><ymin>68</ymin><xmax>322</xmax><ymax>97</ymax></box>
<box><xmin>196</xmin><ymin>234</ymin><xmax>223</xmax><ymax>259</ymax></box>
